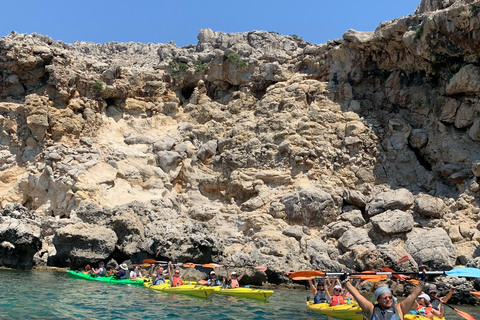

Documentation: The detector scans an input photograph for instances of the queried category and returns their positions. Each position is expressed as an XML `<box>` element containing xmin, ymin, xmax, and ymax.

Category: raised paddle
<box><xmin>471</xmin><ymin>291</ymin><xmax>480</xmax><ymax>298</ymax></box>
<box><xmin>432</xmin><ymin>297</ymin><xmax>476</xmax><ymax>320</ymax></box>
<box><xmin>288</xmin><ymin>267</ymin><xmax>480</xmax><ymax>279</ymax></box>
<box><xmin>202</xmin><ymin>263</ymin><xmax>224</xmax><ymax>269</ymax></box>
<box><xmin>396</xmin><ymin>255</ymin><xmax>409</xmax><ymax>264</ymax></box>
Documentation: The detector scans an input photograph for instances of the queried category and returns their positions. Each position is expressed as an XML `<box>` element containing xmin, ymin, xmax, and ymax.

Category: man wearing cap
<box><xmin>207</xmin><ymin>271</ymin><xmax>221</xmax><ymax>286</ymax></box>
<box><xmin>308</xmin><ymin>278</ymin><xmax>330</xmax><ymax>304</ymax></box>
<box><xmin>344</xmin><ymin>276</ymin><xmax>424</xmax><ymax>320</ymax></box>
<box><xmin>224</xmin><ymin>266</ymin><xmax>246</xmax><ymax>288</ymax></box>
<box><xmin>428</xmin><ymin>284</ymin><xmax>454</xmax><ymax>311</ymax></box>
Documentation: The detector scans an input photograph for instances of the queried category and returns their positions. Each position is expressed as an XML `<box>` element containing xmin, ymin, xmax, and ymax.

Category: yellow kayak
<box><xmin>404</xmin><ymin>315</ymin><xmax>445</xmax><ymax>320</ymax></box>
<box><xmin>144</xmin><ymin>282</ymin><xmax>215</xmax><ymax>298</ymax></box>
<box><xmin>209</xmin><ymin>286</ymin><xmax>274</xmax><ymax>300</ymax></box>
<box><xmin>306</xmin><ymin>301</ymin><xmax>363</xmax><ymax>320</ymax></box>
<box><xmin>307</xmin><ymin>302</ymin><xmax>446</xmax><ymax>320</ymax></box>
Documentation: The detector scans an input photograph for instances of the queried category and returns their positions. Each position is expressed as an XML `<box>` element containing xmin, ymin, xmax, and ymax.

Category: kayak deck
<box><xmin>404</xmin><ymin>315</ymin><xmax>445</xmax><ymax>320</ymax></box>
<box><xmin>66</xmin><ymin>269</ymin><xmax>145</xmax><ymax>286</ymax></box>
<box><xmin>210</xmin><ymin>286</ymin><xmax>274</xmax><ymax>300</ymax></box>
<box><xmin>144</xmin><ymin>282</ymin><xmax>215</xmax><ymax>298</ymax></box>
<box><xmin>306</xmin><ymin>301</ymin><xmax>363</xmax><ymax>320</ymax></box>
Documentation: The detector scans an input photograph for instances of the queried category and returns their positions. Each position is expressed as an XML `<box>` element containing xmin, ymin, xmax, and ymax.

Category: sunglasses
<box><xmin>381</xmin><ymin>295</ymin><xmax>393</xmax><ymax>301</ymax></box>
<box><xmin>334</xmin><ymin>289</ymin><xmax>342</xmax><ymax>292</ymax></box>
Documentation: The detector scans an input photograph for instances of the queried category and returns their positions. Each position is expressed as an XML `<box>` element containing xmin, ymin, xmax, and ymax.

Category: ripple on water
<box><xmin>0</xmin><ymin>270</ymin><xmax>476</xmax><ymax>320</ymax></box>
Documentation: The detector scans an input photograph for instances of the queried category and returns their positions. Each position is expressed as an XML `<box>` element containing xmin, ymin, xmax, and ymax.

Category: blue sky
<box><xmin>1</xmin><ymin>0</ymin><xmax>421</xmax><ymax>47</ymax></box>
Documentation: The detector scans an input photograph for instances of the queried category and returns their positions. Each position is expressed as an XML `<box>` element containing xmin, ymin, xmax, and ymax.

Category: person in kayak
<box><xmin>112</xmin><ymin>263</ymin><xmax>128</xmax><ymax>279</ymax></box>
<box><xmin>308</xmin><ymin>279</ymin><xmax>330</xmax><ymax>304</ymax></box>
<box><xmin>91</xmin><ymin>262</ymin><xmax>107</xmax><ymax>277</ymax></box>
<box><xmin>82</xmin><ymin>265</ymin><xmax>91</xmax><ymax>274</ymax></box>
<box><xmin>344</xmin><ymin>276</ymin><xmax>424</xmax><ymax>320</ymax></box>
<box><xmin>152</xmin><ymin>265</ymin><xmax>168</xmax><ymax>285</ymax></box>
<box><xmin>168</xmin><ymin>261</ymin><xmax>191</xmax><ymax>287</ymax></box>
<box><xmin>207</xmin><ymin>271</ymin><xmax>222</xmax><ymax>286</ymax></box>
<box><xmin>224</xmin><ymin>266</ymin><xmax>246</xmax><ymax>288</ymax></box>
<box><xmin>427</xmin><ymin>284</ymin><xmax>454</xmax><ymax>311</ymax></box>
<box><xmin>415</xmin><ymin>293</ymin><xmax>444</xmax><ymax>319</ymax></box>
<box><xmin>326</xmin><ymin>284</ymin><xmax>347</xmax><ymax>306</ymax></box>
<box><xmin>130</xmin><ymin>265</ymin><xmax>142</xmax><ymax>279</ymax></box>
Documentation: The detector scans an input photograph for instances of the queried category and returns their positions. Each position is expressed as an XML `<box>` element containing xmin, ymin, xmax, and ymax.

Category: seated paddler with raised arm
<box><xmin>343</xmin><ymin>275</ymin><xmax>424</xmax><ymax>320</ymax></box>
<box><xmin>308</xmin><ymin>279</ymin><xmax>329</xmax><ymax>304</ymax></box>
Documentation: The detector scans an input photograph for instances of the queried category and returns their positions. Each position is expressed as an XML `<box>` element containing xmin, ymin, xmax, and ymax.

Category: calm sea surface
<box><xmin>0</xmin><ymin>270</ymin><xmax>476</xmax><ymax>320</ymax></box>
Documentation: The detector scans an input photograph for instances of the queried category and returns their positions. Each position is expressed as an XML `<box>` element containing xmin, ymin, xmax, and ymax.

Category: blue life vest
<box><xmin>314</xmin><ymin>291</ymin><xmax>329</xmax><ymax>304</ymax></box>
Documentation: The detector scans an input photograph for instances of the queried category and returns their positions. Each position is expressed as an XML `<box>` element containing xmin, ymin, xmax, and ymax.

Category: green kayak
<box><xmin>66</xmin><ymin>269</ymin><xmax>145</xmax><ymax>285</ymax></box>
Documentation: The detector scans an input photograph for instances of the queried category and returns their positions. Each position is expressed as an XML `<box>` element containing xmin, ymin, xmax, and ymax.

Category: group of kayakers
<box><xmin>309</xmin><ymin>274</ymin><xmax>455</xmax><ymax>319</ymax></box>
<box><xmin>85</xmin><ymin>261</ymin><xmax>246</xmax><ymax>289</ymax></box>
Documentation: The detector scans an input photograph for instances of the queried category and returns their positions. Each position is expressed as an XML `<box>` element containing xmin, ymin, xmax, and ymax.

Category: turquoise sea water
<box><xmin>0</xmin><ymin>270</ymin><xmax>476</xmax><ymax>320</ymax></box>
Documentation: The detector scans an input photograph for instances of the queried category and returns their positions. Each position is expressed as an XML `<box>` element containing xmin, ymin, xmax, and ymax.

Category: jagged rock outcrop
<box><xmin>1</xmin><ymin>0</ymin><xmax>480</xmax><ymax>296</ymax></box>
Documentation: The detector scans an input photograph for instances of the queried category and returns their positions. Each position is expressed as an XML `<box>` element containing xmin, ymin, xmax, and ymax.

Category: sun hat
<box><xmin>418</xmin><ymin>293</ymin><xmax>431</xmax><ymax>302</ymax></box>
<box><xmin>231</xmin><ymin>271</ymin><xmax>237</xmax><ymax>275</ymax></box>
<box><xmin>317</xmin><ymin>280</ymin><xmax>324</xmax><ymax>286</ymax></box>
<box><xmin>210</xmin><ymin>271</ymin><xmax>216</xmax><ymax>275</ymax></box>
<box><xmin>333</xmin><ymin>285</ymin><xmax>342</xmax><ymax>289</ymax></box>
<box><xmin>119</xmin><ymin>263</ymin><xmax>128</xmax><ymax>270</ymax></box>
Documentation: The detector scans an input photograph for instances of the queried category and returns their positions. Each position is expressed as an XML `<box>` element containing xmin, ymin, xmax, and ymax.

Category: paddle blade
<box><xmin>396</xmin><ymin>255</ymin><xmax>409</xmax><ymax>264</ymax></box>
<box><xmin>183</xmin><ymin>263</ymin><xmax>196</xmax><ymax>268</ymax></box>
<box><xmin>352</xmin><ymin>275</ymin><xmax>386</xmax><ymax>282</ymax></box>
<box><xmin>202</xmin><ymin>263</ymin><xmax>224</xmax><ymax>269</ymax></box>
<box><xmin>408</xmin><ymin>279</ymin><xmax>419</xmax><ymax>285</ymax></box>
<box><xmin>143</xmin><ymin>259</ymin><xmax>157</xmax><ymax>264</ymax></box>
<box><xmin>288</xmin><ymin>271</ymin><xmax>325</xmax><ymax>279</ymax></box>
<box><xmin>291</xmin><ymin>276</ymin><xmax>315</xmax><ymax>281</ymax></box>
<box><xmin>254</xmin><ymin>265</ymin><xmax>268</xmax><ymax>272</ymax></box>
<box><xmin>198</xmin><ymin>280</ymin><xmax>209</xmax><ymax>285</ymax></box>
<box><xmin>454</xmin><ymin>308</ymin><xmax>476</xmax><ymax>320</ymax></box>
<box><xmin>445</xmin><ymin>267</ymin><xmax>480</xmax><ymax>278</ymax></box>
<box><xmin>470</xmin><ymin>291</ymin><xmax>480</xmax><ymax>298</ymax></box>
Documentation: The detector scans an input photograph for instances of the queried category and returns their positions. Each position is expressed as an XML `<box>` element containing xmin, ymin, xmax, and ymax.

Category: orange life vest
<box><xmin>172</xmin><ymin>276</ymin><xmax>183</xmax><ymax>287</ymax></box>
<box><xmin>331</xmin><ymin>295</ymin><xmax>345</xmax><ymax>306</ymax></box>
<box><xmin>228</xmin><ymin>278</ymin><xmax>239</xmax><ymax>288</ymax></box>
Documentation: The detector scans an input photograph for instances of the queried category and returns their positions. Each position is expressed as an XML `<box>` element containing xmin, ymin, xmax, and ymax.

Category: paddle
<box><xmin>202</xmin><ymin>263</ymin><xmax>224</xmax><ymax>269</ymax></box>
<box><xmin>396</xmin><ymin>255</ymin><xmax>409</xmax><ymax>264</ymax></box>
<box><xmin>432</xmin><ymin>297</ymin><xmax>476</xmax><ymax>320</ymax></box>
<box><xmin>471</xmin><ymin>291</ymin><xmax>480</xmax><ymax>298</ymax></box>
<box><xmin>291</xmin><ymin>276</ymin><xmax>316</xmax><ymax>281</ymax></box>
<box><xmin>288</xmin><ymin>267</ymin><xmax>480</xmax><ymax>279</ymax></box>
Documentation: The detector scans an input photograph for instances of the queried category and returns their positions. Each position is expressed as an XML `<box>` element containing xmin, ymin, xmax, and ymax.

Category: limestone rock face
<box><xmin>0</xmin><ymin>216</ymin><xmax>41</xmax><ymax>267</ymax></box>
<box><xmin>52</xmin><ymin>223</ymin><xmax>118</xmax><ymax>266</ymax></box>
<box><xmin>281</xmin><ymin>188</ymin><xmax>339</xmax><ymax>227</ymax></box>
<box><xmin>404</xmin><ymin>228</ymin><xmax>457</xmax><ymax>270</ymax></box>
<box><xmin>1</xmin><ymin>1</ymin><xmax>480</xmax><ymax>286</ymax></box>
<box><xmin>370</xmin><ymin>209</ymin><xmax>415</xmax><ymax>235</ymax></box>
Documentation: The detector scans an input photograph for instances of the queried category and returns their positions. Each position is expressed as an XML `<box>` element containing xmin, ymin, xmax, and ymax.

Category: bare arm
<box><xmin>345</xmin><ymin>280</ymin><xmax>374</xmax><ymax>318</ymax></box>
<box><xmin>308</xmin><ymin>279</ymin><xmax>317</xmax><ymax>296</ymax></box>
<box><xmin>182</xmin><ymin>267</ymin><xmax>191</xmax><ymax>278</ymax></box>
<box><xmin>440</xmin><ymin>286</ymin><xmax>455</xmax><ymax>304</ymax></box>
<box><xmin>237</xmin><ymin>268</ymin><xmax>247</xmax><ymax>282</ymax></box>
<box><xmin>397</xmin><ymin>282</ymin><xmax>424</xmax><ymax>317</ymax></box>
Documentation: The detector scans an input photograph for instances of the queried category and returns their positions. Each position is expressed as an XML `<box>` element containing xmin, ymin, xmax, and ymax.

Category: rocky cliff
<box><xmin>1</xmin><ymin>0</ymin><xmax>480</xmax><ymax>301</ymax></box>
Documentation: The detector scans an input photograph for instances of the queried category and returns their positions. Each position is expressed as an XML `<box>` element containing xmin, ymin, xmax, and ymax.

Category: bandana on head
<box><xmin>374</xmin><ymin>286</ymin><xmax>397</xmax><ymax>305</ymax></box>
